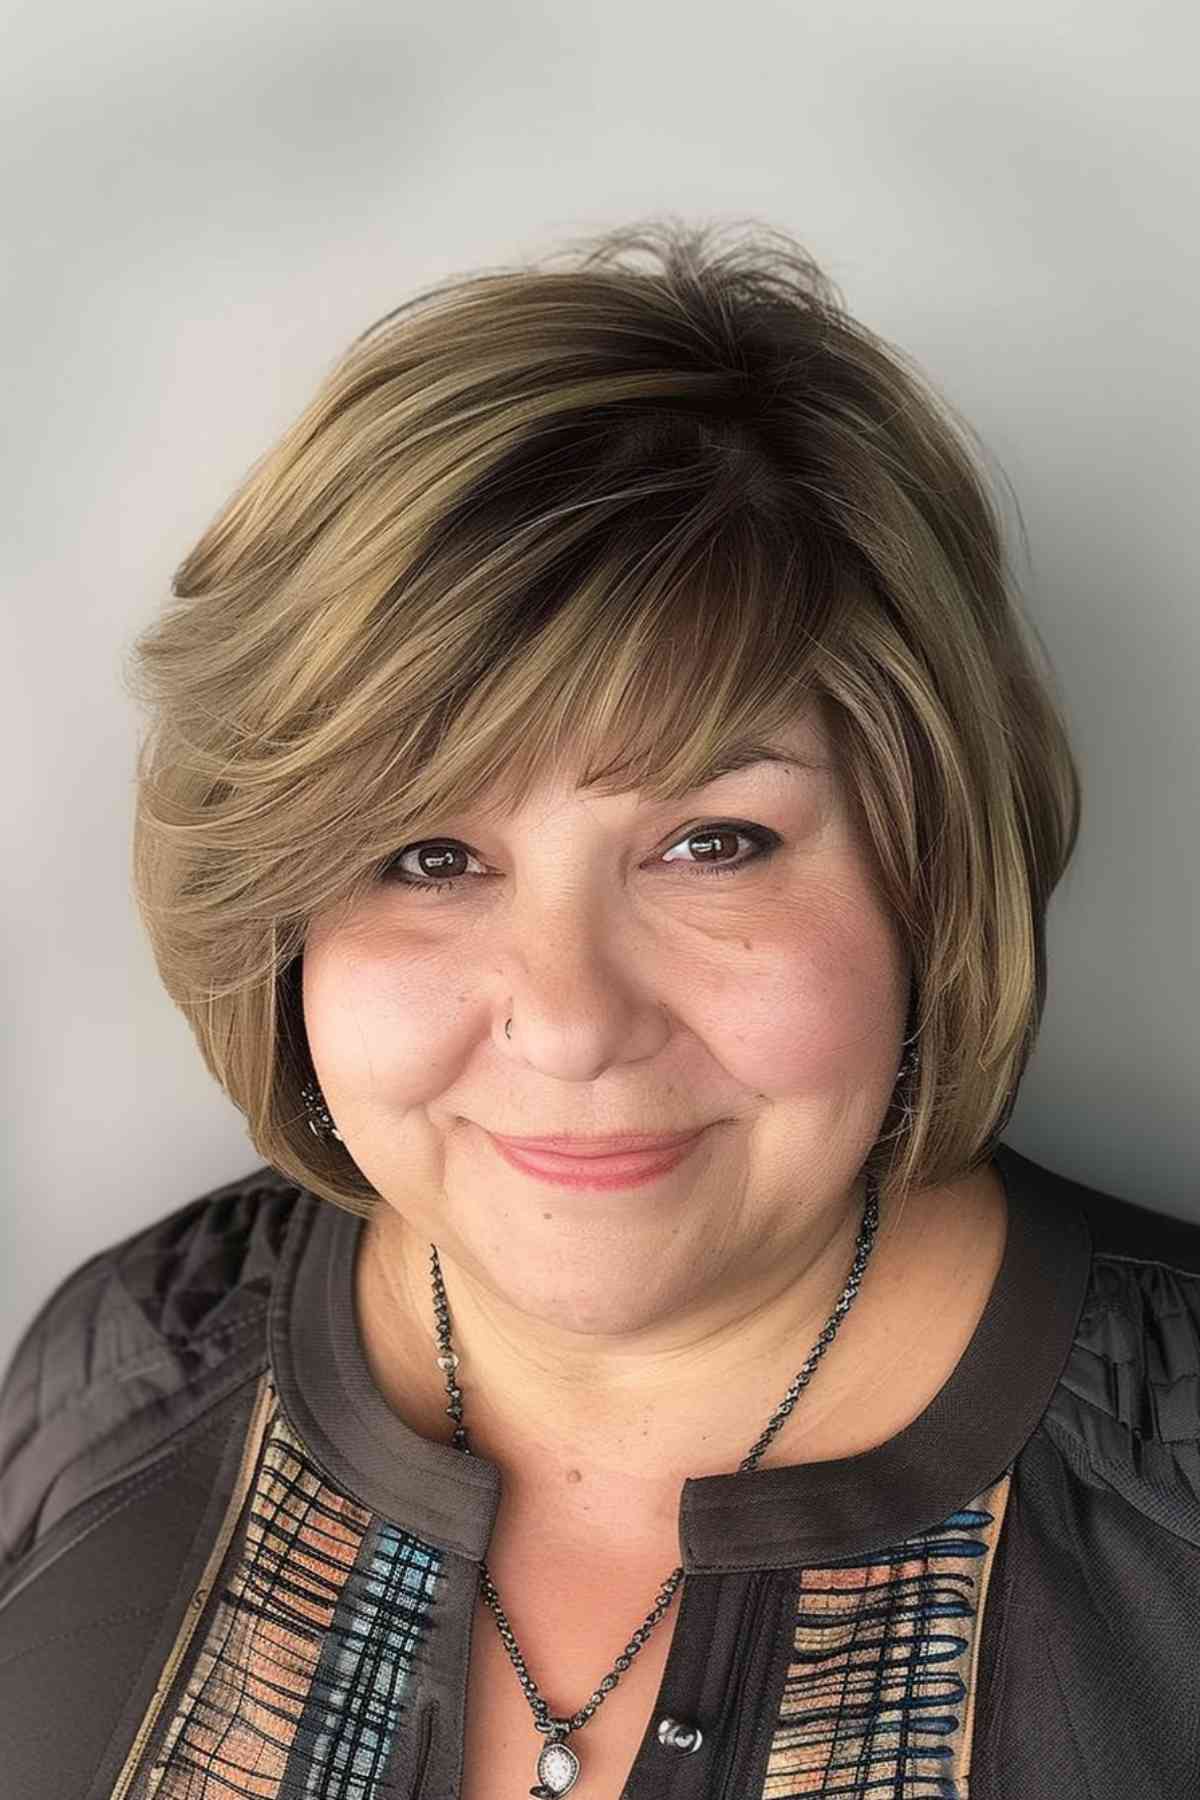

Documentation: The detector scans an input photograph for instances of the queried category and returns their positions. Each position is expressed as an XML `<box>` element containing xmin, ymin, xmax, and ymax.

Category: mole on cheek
<box><xmin>566</xmin><ymin>1469</ymin><xmax>582</xmax><ymax>1484</ymax></box>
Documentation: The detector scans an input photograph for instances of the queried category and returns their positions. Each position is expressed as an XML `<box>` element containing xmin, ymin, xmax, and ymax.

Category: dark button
<box><xmin>656</xmin><ymin>1717</ymin><xmax>704</xmax><ymax>1753</ymax></box>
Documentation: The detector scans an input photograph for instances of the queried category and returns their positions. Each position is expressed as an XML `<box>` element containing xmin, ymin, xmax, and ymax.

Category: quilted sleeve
<box><xmin>0</xmin><ymin>1245</ymin><xmax>115</xmax><ymax>1576</ymax></box>
<box><xmin>0</xmin><ymin>1166</ymin><xmax>300</xmax><ymax>1585</ymax></box>
<box><xmin>1043</xmin><ymin>1245</ymin><xmax>1200</xmax><ymax>1547</ymax></box>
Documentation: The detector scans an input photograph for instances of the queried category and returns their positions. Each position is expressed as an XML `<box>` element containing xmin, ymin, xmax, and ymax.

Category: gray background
<box><xmin>3</xmin><ymin>0</ymin><xmax>1197</xmax><ymax>1375</ymax></box>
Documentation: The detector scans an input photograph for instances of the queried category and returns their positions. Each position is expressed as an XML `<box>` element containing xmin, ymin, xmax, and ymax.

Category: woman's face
<box><xmin>302</xmin><ymin>698</ymin><xmax>912</xmax><ymax>1337</ymax></box>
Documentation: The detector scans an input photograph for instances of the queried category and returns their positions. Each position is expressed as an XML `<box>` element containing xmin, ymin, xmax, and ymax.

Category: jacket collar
<box><xmin>269</xmin><ymin>1140</ymin><xmax>1092</xmax><ymax>1571</ymax></box>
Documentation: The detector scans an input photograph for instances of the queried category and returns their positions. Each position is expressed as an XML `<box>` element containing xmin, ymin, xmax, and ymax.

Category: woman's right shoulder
<box><xmin>0</xmin><ymin>1162</ymin><xmax>308</xmax><ymax>1586</ymax></box>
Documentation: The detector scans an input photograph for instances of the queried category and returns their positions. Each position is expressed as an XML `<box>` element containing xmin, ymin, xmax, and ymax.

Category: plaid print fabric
<box><xmin>143</xmin><ymin>1384</ymin><xmax>443</xmax><ymax>1799</ymax></box>
<box><xmin>761</xmin><ymin>1472</ymin><xmax>1012</xmax><ymax>1797</ymax></box>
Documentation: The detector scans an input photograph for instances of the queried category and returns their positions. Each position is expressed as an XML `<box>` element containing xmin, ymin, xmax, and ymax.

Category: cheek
<box><xmin>709</xmin><ymin>924</ymin><xmax>906</xmax><ymax>1099</ymax></box>
<box><xmin>302</xmin><ymin>932</ymin><xmax>474</xmax><ymax>1104</ymax></box>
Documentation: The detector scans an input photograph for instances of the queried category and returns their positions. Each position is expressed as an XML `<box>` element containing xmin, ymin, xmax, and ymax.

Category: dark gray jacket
<box><xmin>1</xmin><ymin>1139</ymin><xmax>1198</xmax><ymax>1799</ymax></box>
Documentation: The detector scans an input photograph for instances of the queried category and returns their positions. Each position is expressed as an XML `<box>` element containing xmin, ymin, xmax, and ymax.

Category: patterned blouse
<box><xmin>1</xmin><ymin>1138</ymin><xmax>1198</xmax><ymax>1799</ymax></box>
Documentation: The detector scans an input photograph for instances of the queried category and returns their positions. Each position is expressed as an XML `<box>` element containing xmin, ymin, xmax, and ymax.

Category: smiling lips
<box><xmin>489</xmin><ymin>1129</ymin><xmax>705</xmax><ymax>1157</ymax></box>
<box><xmin>484</xmin><ymin>1127</ymin><xmax>708</xmax><ymax>1189</ymax></box>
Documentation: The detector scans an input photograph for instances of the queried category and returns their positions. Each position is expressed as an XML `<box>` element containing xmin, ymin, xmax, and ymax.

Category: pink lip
<box><xmin>485</xmin><ymin>1129</ymin><xmax>705</xmax><ymax>1190</ymax></box>
<box><xmin>491</xmin><ymin>1129</ymin><xmax>703</xmax><ymax>1157</ymax></box>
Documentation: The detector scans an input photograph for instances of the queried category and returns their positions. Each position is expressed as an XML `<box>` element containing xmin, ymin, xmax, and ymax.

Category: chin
<box><xmin>483</xmin><ymin>1252</ymin><xmax>687</xmax><ymax>1337</ymax></box>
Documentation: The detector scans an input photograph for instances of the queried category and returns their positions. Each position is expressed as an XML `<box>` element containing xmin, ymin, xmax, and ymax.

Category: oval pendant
<box><xmin>530</xmin><ymin>1738</ymin><xmax>580</xmax><ymax>1796</ymax></box>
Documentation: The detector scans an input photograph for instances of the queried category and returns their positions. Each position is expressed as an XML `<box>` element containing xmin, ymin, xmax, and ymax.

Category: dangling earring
<box><xmin>890</xmin><ymin>1018</ymin><xmax>922</xmax><ymax>1130</ymax></box>
<box><xmin>300</xmin><ymin>1076</ymin><xmax>343</xmax><ymax>1143</ymax></box>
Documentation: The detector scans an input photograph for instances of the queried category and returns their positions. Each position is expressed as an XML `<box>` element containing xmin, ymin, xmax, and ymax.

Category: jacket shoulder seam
<box><xmin>1091</xmin><ymin>1246</ymin><xmax>1200</xmax><ymax>1278</ymax></box>
<box><xmin>0</xmin><ymin>1364</ymin><xmax>266</xmax><ymax>1608</ymax></box>
<box><xmin>1041</xmin><ymin>1412</ymin><xmax>1200</xmax><ymax>1551</ymax></box>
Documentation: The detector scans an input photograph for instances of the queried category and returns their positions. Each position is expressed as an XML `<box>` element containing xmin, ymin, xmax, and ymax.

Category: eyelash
<box><xmin>380</xmin><ymin>822</ymin><xmax>780</xmax><ymax>897</ymax></box>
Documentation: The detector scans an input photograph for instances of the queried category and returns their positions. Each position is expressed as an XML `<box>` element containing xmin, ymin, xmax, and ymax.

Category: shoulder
<box><xmin>0</xmin><ymin>1163</ymin><xmax>308</xmax><ymax>1579</ymax></box>
<box><xmin>1036</xmin><ymin>1155</ymin><xmax>1200</xmax><ymax>1545</ymax></box>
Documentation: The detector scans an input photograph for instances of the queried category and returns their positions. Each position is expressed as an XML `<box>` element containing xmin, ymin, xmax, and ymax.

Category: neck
<box><xmin>353</xmin><ymin>1167</ymin><xmax>1004</xmax><ymax>1512</ymax></box>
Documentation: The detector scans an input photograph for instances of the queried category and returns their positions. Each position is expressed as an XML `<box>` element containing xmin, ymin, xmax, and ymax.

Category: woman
<box><xmin>1</xmin><ymin>218</ymin><xmax>1196</xmax><ymax>1800</ymax></box>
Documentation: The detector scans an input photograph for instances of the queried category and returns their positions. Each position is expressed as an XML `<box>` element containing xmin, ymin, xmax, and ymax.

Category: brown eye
<box><xmin>662</xmin><ymin>825</ymin><xmax>754</xmax><ymax>871</ymax></box>
<box><xmin>382</xmin><ymin>841</ymin><xmax>480</xmax><ymax>892</ymax></box>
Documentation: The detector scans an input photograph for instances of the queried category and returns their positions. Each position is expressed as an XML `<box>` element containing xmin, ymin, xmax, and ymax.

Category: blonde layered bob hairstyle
<box><xmin>125</xmin><ymin>216</ymin><xmax>1082</xmax><ymax>1221</ymax></box>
